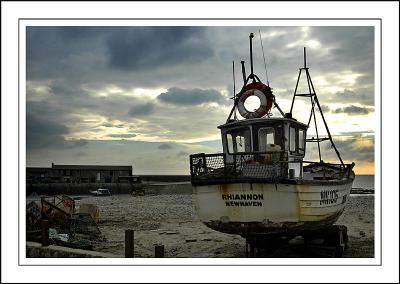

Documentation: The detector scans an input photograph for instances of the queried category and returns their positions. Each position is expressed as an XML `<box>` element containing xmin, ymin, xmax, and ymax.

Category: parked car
<box><xmin>90</xmin><ymin>188</ymin><xmax>111</xmax><ymax>196</ymax></box>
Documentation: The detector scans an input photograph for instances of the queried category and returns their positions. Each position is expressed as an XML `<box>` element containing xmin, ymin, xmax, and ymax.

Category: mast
<box><xmin>290</xmin><ymin>47</ymin><xmax>344</xmax><ymax>166</ymax></box>
<box><xmin>226</xmin><ymin>33</ymin><xmax>285</xmax><ymax>122</ymax></box>
<box><xmin>249</xmin><ymin>33</ymin><xmax>255</xmax><ymax>82</ymax></box>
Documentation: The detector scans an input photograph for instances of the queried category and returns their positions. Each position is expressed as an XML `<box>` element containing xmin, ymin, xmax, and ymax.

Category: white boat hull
<box><xmin>193</xmin><ymin>180</ymin><xmax>353</xmax><ymax>236</ymax></box>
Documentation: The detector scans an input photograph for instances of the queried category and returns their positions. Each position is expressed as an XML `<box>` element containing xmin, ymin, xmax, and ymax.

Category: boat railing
<box><xmin>302</xmin><ymin>160</ymin><xmax>355</xmax><ymax>180</ymax></box>
<box><xmin>190</xmin><ymin>152</ymin><xmax>288</xmax><ymax>185</ymax></box>
<box><xmin>189</xmin><ymin>153</ymin><xmax>354</xmax><ymax>186</ymax></box>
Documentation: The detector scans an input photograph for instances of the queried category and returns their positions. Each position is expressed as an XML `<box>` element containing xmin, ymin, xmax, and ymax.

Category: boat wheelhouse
<box><xmin>221</xmin><ymin>117</ymin><xmax>307</xmax><ymax>178</ymax></box>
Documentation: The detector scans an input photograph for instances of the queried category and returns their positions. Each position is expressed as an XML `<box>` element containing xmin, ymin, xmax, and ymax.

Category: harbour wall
<box><xmin>26</xmin><ymin>183</ymin><xmax>139</xmax><ymax>195</ymax></box>
<box><xmin>27</xmin><ymin>175</ymin><xmax>192</xmax><ymax>195</ymax></box>
<box><xmin>140</xmin><ymin>175</ymin><xmax>190</xmax><ymax>182</ymax></box>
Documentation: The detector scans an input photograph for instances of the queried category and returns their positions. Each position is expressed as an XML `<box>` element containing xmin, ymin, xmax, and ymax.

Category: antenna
<box><xmin>304</xmin><ymin>47</ymin><xmax>307</xmax><ymax>68</ymax></box>
<box><xmin>232</xmin><ymin>60</ymin><xmax>236</xmax><ymax>96</ymax></box>
<box><xmin>249</xmin><ymin>33</ymin><xmax>254</xmax><ymax>81</ymax></box>
<box><xmin>258</xmin><ymin>29</ymin><xmax>270</xmax><ymax>86</ymax></box>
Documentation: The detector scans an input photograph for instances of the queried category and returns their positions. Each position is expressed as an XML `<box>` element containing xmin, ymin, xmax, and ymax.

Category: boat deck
<box><xmin>190</xmin><ymin>152</ymin><xmax>354</xmax><ymax>186</ymax></box>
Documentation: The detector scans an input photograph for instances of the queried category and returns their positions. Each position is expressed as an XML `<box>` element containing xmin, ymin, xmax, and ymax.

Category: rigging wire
<box><xmin>232</xmin><ymin>60</ymin><xmax>237</xmax><ymax>120</ymax></box>
<box><xmin>258</xmin><ymin>29</ymin><xmax>270</xmax><ymax>86</ymax></box>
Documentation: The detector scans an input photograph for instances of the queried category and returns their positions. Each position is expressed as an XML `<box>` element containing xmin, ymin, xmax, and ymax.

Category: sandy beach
<box><xmin>72</xmin><ymin>185</ymin><xmax>375</xmax><ymax>258</ymax></box>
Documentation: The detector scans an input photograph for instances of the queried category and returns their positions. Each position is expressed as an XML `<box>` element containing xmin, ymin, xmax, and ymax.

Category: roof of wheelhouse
<box><xmin>218</xmin><ymin>117</ymin><xmax>308</xmax><ymax>130</ymax></box>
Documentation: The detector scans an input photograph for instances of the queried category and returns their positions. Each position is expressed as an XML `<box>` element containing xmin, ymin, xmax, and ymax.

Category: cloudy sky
<box><xmin>26</xmin><ymin>26</ymin><xmax>375</xmax><ymax>174</ymax></box>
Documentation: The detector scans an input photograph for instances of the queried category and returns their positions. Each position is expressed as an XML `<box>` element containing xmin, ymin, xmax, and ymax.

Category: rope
<box><xmin>233</xmin><ymin>60</ymin><xmax>237</xmax><ymax>120</ymax></box>
<box><xmin>258</xmin><ymin>29</ymin><xmax>270</xmax><ymax>86</ymax></box>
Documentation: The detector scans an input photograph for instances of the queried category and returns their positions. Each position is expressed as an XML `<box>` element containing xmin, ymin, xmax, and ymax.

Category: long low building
<box><xmin>27</xmin><ymin>163</ymin><xmax>138</xmax><ymax>184</ymax></box>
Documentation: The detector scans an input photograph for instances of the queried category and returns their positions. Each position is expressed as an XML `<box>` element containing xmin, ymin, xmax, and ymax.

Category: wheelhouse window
<box><xmin>226</xmin><ymin>127</ymin><xmax>251</xmax><ymax>153</ymax></box>
<box><xmin>258</xmin><ymin>127</ymin><xmax>275</xmax><ymax>152</ymax></box>
<box><xmin>289</xmin><ymin>126</ymin><xmax>297</xmax><ymax>152</ymax></box>
<box><xmin>298</xmin><ymin>129</ymin><xmax>305</xmax><ymax>154</ymax></box>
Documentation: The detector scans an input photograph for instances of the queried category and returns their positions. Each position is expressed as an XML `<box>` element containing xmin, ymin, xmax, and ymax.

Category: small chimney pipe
<box><xmin>240</xmin><ymin>60</ymin><xmax>246</xmax><ymax>84</ymax></box>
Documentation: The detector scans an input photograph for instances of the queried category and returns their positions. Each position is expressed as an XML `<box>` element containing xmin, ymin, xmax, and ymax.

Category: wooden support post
<box><xmin>154</xmin><ymin>244</ymin><xmax>164</xmax><ymax>258</ymax></box>
<box><xmin>125</xmin><ymin>229</ymin><xmax>134</xmax><ymax>258</ymax></box>
<box><xmin>289</xmin><ymin>169</ymin><xmax>295</xmax><ymax>179</ymax></box>
<box><xmin>250</xmin><ymin>243</ymin><xmax>255</xmax><ymax>258</ymax></box>
<box><xmin>246</xmin><ymin>235</ymin><xmax>256</xmax><ymax>258</ymax></box>
<box><xmin>41</xmin><ymin>220</ymin><xmax>49</xmax><ymax>246</ymax></box>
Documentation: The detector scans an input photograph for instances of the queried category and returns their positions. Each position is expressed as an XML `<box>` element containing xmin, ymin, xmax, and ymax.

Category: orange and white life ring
<box><xmin>237</xmin><ymin>82</ymin><xmax>273</xmax><ymax>119</ymax></box>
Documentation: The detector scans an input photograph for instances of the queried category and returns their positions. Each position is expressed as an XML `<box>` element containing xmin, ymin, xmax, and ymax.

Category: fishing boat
<box><xmin>189</xmin><ymin>33</ymin><xmax>355</xmax><ymax>253</ymax></box>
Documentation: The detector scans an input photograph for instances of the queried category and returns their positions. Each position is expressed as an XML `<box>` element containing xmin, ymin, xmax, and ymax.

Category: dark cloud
<box><xmin>319</xmin><ymin>105</ymin><xmax>330</xmax><ymax>113</ymax></box>
<box><xmin>107</xmin><ymin>134</ymin><xmax>137</xmax><ymax>138</ymax></box>
<box><xmin>128</xmin><ymin>102</ymin><xmax>155</xmax><ymax>116</ymax></box>
<box><xmin>57</xmin><ymin>26</ymin><xmax>105</xmax><ymax>40</ymax></box>
<box><xmin>158</xmin><ymin>143</ymin><xmax>172</xmax><ymax>150</ymax></box>
<box><xmin>26</xmin><ymin>112</ymin><xmax>87</xmax><ymax>150</ymax></box>
<box><xmin>311</xmin><ymin>27</ymin><xmax>374</xmax><ymax>70</ymax></box>
<box><xmin>333</xmin><ymin>89</ymin><xmax>374</xmax><ymax>106</ymax></box>
<box><xmin>26</xmin><ymin>112</ymin><xmax>69</xmax><ymax>150</ymax></box>
<box><xmin>334</xmin><ymin>105</ymin><xmax>372</xmax><ymax>115</ymax></box>
<box><xmin>26</xmin><ymin>27</ymin><xmax>107</xmax><ymax>80</ymax></box>
<box><xmin>26</xmin><ymin>26</ymin><xmax>375</xmax><ymax>91</ymax></box>
<box><xmin>157</xmin><ymin>88</ymin><xmax>226</xmax><ymax>106</ymax></box>
<box><xmin>290</xmin><ymin>27</ymin><xmax>374</xmax><ymax>83</ymax></box>
<box><xmin>106</xmin><ymin>27</ymin><xmax>213</xmax><ymax>70</ymax></box>
<box><xmin>27</xmin><ymin>27</ymin><xmax>67</xmax><ymax>64</ymax></box>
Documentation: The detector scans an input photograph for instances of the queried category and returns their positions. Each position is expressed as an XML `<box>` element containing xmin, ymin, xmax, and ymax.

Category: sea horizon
<box><xmin>353</xmin><ymin>174</ymin><xmax>374</xmax><ymax>190</ymax></box>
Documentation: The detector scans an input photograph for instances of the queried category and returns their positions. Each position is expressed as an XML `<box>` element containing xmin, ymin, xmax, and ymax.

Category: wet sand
<box><xmin>76</xmin><ymin>188</ymin><xmax>374</xmax><ymax>258</ymax></box>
